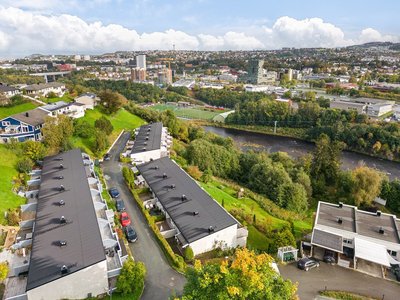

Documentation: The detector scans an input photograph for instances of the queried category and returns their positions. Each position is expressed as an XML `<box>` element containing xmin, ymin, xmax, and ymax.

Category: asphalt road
<box><xmin>280</xmin><ymin>261</ymin><xmax>400</xmax><ymax>300</ymax></box>
<box><xmin>102</xmin><ymin>131</ymin><xmax>186</xmax><ymax>300</ymax></box>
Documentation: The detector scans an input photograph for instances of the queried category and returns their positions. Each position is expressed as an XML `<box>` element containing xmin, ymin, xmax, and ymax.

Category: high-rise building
<box><xmin>131</xmin><ymin>67</ymin><xmax>146</xmax><ymax>81</ymax></box>
<box><xmin>136</xmin><ymin>55</ymin><xmax>146</xmax><ymax>70</ymax></box>
<box><xmin>238</xmin><ymin>60</ymin><xmax>268</xmax><ymax>84</ymax></box>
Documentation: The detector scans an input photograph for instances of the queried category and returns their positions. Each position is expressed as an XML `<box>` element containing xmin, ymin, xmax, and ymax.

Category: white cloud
<box><xmin>357</xmin><ymin>28</ymin><xmax>399</xmax><ymax>44</ymax></box>
<box><xmin>198</xmin><ymin>31</ymin><xmax>264</xmax><ymax>50</ymax></box>
<box><xmin>0</xmin><ymin>7</ymin><xmax>398</xmax><ymax>57</ymax></box>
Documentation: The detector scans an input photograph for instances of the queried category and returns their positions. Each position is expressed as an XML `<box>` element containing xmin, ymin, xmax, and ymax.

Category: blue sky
<box><xmin>0</xmin><ymin>0</ymin><xmax>398</xmax><ymax>58</ymax></box>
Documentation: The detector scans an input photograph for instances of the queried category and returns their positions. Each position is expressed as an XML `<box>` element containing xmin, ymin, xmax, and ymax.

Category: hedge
<box><xmin>122</xmin><ymin>170</ymin><xmax>187</xmax><ymax>272</ymax></box>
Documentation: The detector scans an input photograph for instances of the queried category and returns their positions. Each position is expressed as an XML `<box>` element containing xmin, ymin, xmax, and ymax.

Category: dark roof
<box><xmin>40</xmin><ymin>101</ymin><xmax>69</xmax><ymax>112</ymax></box>
<box><xmin>312</xmin><ymin>229</ymin><xmax>343</xmax><ymax>253</ymax></box>
<box><xmin>11</xmin><ymin>108</ymin><xmax>49</xmax><ymax>126</ymax></box>
<box><xmin>356</xmin><ymin>211</ymin><xmax>399</xmax><ymax>244</ymax></box>
<box><xmin>0</xmin><ymin>85</ymin><xmax>17</xmax><ymax>92</ymax></box>
<box><xmin>317</xmin><ymin>202</ymin><xmax>356</xmax><ymax>233</ymax></box>
<box><xmin>131</xmin><ymin>122</ymin><xmax>163</xmax><ymax>154</ymax></box>
<box><xmin>137</xmin><ymin>157</ymin><xmax>239</xmax><ymax>244</ymax></box>
<box><xmin>26</xmin><ymin>148</ymin><xmax>105</xmax><ymax>291</ymax></box>
<box><xmin>78</xmin><ymin>92</ymin><xmax>97</xmax><ymax>99</ymax></box>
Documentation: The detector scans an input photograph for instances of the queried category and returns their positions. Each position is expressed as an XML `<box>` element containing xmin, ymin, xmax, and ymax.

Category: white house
<box><xmin>74</xmin><ymin>92</ymin><xmax>99</xmax><ymax>110</ymax></box>
<box><xmin>8</xmin><ymin>149</ymin><xmax>128</xmax><ymax>300</ymax></box>
<box><xmin>39</xmin><ymin>101</ymin><xmax>85</xmax><ymax>119</ymax></box>
<box><xmin>25</xmin><ymin>82</ymin><xmax>65</xmax><ymax>96</ymax></box>
<box><xmin>311</xmin><ymin>201</ymin><xmax>400</xmax><ymax>276</ymax></box>
<box><xmin>0</xmin><ymin>85</ymin><xmax>20</xmax><ymax>97</ymax></box>
<box><xmin>130</xmin><ymin>122</ymin><xmax>172</xmax><ymax>164</ymax></box>
<box><xmin>136</xmin><ymin>157</ymin><xmax>248</xmax><ymax>256</ymax></box>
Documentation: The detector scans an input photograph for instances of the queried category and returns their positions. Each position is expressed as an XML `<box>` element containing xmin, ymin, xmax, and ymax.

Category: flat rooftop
<box><xmin>317</xmin><ymin>202</ymin><xmax>356</xmax><ymax>233</ymax></box>
<box><xmin>137</xmin><ymin>157</ymin><xmax>239</xmax><ymax>244</ymax></box>
<box><xmin>131</xmin><ymin>122</ymin><xmax>163</xmax><ymax>154</ymax></box>
<box><xmin>356</xmin><ymin>210</ymin><xmax>399</xmax><ymax>244</ymax></box>
<box><xmin>26</xmin><ymin>148</ymin><xmax>105</xmax><ymax>291</ymax></box>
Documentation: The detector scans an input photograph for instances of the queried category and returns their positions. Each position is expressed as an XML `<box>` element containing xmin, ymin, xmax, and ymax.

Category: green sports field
<box><xmin>174</xmin><ymin>108</ymin><xmax>220</xmax><ymax>120</ymax></box>
<box><xmin>150</xmin><ymin>104</ymin><xmax>182</xmax><ymax>112</ymax></box>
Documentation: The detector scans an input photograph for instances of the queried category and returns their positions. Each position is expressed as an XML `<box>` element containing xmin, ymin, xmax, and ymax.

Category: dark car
<box><xmin>125</xmin><ymin>225</ymin><xmax>138</xmax><ymax>243</ymax></box>
<box><xmin>109</xmin><ymin>187</ymin><xmax>120</xmax><ymax>198</ymax></box>
<box><xmin>323</xmin><ymin>252</ymin><xmax>336</xmax><ymax>264</ymax></box>
<box><xmin>116</xmin><ymin>199</ymin><xmax>125</xmax><ymax>212</ymax></box>
<box><xmin>104</xmin><ymin>153</ymin><xmax>111</xmax><ymax>161</ymax></box>
<box><xmin>298</xmin><ymin>257</ymin><xmax>320</xmax><ymax>271</ymax></box>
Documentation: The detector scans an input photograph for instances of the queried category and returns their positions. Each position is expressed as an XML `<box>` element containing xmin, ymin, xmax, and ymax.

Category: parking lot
<box><xmin>280</xmin><ymin>260</ymin><xmax>400</xmax><ymax>300</ymax></box>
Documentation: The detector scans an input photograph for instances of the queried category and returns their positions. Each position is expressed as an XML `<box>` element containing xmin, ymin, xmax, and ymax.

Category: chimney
<box><xmin>171</xmin><ymin>184</ymin><xmax>176</xmax><ymax>189</ymax></box>
<box><xmin>26</xmin><ymin>112</ymin><xmax>29</xmax><ymax>117</ymax></box>
<box><xmin>193</xmin><ymin>211</ymin><xmax>199</xmax><ymax>216</ymax></box>
<box><xmin>59</xmin><ymin>200</ymin><xmax>65</xmax><ymax>206</ymax></box>
<box><xmin>379</xmin><ymin>227</ymin><xmax>385</xmax><ymax>234</ymax></box>
<box><xmin>58</xmin><ymin>175</ymin><xmax>64</xmax><ymax>180</ymax></box>
<box><xmin>60</xmin><ymin>185</ymin><xmax>65</xmax><ymax>192</ymax></box>
<box><xmin>338</xmin><ymin>217</ymin><xmax>343</xmax><ymax>224</ymax></box>
<box><xmin>60</xmin><ymin>216</ymin><xmax>66</xmax><ymax>224</ymax></box>
<box><xmin>59</xmin><ymin>164</ymin><xmax>64</xmax><ymax>169</ymax></box>
<box><xmin>60</xmin><ymin>240</ymin><xmax>67</xmax><ymax>247</ymax></box>
<box><xmin>61</xmin><ymin>265</ymin><xmax>68</xmax><ymax>275</ymax></box>
<box><xmin>181</xmin><ymin>194</ymin><xmax>187</xmax><ymax>201</ymax></box>
<box><xmin>208</xmin><ymin>226</ymin><xmax>215</xmax><ymax>233</ymax></box>
<box><xmin>163</xmin><ymin>173</ymin><xmax>167</xmax><ymax>179</ymax></box>
<box><xmin>377</xmin><ymin>210</ymin><xmax>381</xmax><ymax>217</ymax></box>
<box><xmin>338</xmin><ymin>202</ymin><xmax>343</xmax><ymax>208</ymax></box>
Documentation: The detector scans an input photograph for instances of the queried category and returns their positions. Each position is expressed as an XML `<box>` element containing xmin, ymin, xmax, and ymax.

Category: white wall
<box><xmin>131</xmin><ymin>149</ymin><xmax>161</xmax><ymax>163</ymax></box>
<box><xmin>26</xmin><ymin>260</ymin><xmax>108</xmax><ymax>300</ymax></box>
<box><xmin>189</xmin><ymin>224</ymin><xmax>238</xmax><ymax>257</ymax></box>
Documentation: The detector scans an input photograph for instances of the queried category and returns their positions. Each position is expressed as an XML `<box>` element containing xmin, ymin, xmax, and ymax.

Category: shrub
<box><xmin>6</xmin><ymin>211</ymin><xmax>19</xmax><ymax>226</ymax></box>
<box><xmin>17</xmin><ymin>157</ymin><xmax>34</xmax><ymax>174</ymax></box>
<box><xmin>0</xmin><ymin>263</ymin><xmax>9</xmax><ymax>280</ymax></box>
<box><xmin>184</xmin><ymin>247</ymin><xmax>194</xmax><ymax>260</ymax></box>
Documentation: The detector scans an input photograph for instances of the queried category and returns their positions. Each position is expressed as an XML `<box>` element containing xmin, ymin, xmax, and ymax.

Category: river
<box><xmin>203</xmin><ymin>126</ymin><xmax>400</xmax><ymax>181</ymax></box>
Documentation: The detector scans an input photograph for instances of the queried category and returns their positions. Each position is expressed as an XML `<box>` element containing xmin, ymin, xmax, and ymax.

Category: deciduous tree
<box><xmin>179</xmin><ymin>247</ymin><xmax>297</xmax><ymax>300</ymax></box>
<box><xmin>116</xmin><ymin>257</ymin><xmax>146</xmax><ymax>296</ymax></box>
<box><xmin>351</xmin><ymin>167</ymin><xmax>382</xmax><ymax>207</ymax></box>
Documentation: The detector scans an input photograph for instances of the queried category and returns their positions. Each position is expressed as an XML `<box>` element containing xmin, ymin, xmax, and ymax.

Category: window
<box><xmin>343</xmin><ymin>238</ymin><xmax>352</xmax><ymax>245</ymax></box>
<box><xmin>2</xmin><ymin>121</ymin><xmax>10</xmax><ymax>126</ymax></box>
<box><xmin>35</xmin><ymin>125</ymin><xmax>41</xmax><ymax>130</ymax></box>
<box><xmin>388</xmin><ymin>250</ymin><xmax>397</xmax><ymax>257</ymax></box>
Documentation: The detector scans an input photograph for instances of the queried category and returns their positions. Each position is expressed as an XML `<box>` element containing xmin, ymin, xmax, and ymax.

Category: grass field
<box><xmin>0</xmin><ymin>102</ymin><xmax>38</xmax><ymax>119</ymax></box>
<box><xmin>73</xmin><ymin>107</ymin><xmax>145</xmax><ymax>157</ymax></box>
<box><xmin>150</xmin><ymin>104</ymin><xmax>181</xmax><ymax>112</ymax></box>
<box><xmin>46</xmin><ymin>95</ymin><xmax>73</xmax><ymax>104</ymax></box>
<box><xmin>0</xmin><ymin>145</ymin><xmax>27</xmax><ymax>224</ymax></box>
<box><xmin>247</xmin><ymin>225</ymin><xmax>272</xmax><ymax>251</ymax></box>
<box><xmin>200</xmin><ymin>181</ymin><xmax>288</xmax><ymax>229</ymax></box>
<box><xmin>174</xmin><ymin>108</ymin><xmax>220</xmax><ymax>120</ymax></box>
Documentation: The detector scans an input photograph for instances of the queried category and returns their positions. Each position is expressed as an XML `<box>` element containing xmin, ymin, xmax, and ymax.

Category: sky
<box><xmin>0</xmin><ymin>0</ymin><xmax>399</xmax><ymax>59</ymax></box>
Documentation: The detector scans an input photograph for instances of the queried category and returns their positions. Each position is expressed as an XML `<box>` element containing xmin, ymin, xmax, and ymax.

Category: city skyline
<box><xmin>0</xmin><ymin>0</ymin><xmax>399</xmax><ymax>59</ymax></box>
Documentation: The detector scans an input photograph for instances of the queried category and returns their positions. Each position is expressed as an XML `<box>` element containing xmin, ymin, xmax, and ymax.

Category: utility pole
<box><xmin>274</xmin><ymin>121</ymin><xmax>277</xmax><ymax>134</ymax></box>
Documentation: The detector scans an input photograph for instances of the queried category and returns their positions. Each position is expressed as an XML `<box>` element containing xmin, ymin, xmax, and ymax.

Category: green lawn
<box><xmin>73</xmin><ymin>107</ymin><xmax>145</xmax><ymax>157</ymax></box>
<box><xmin>0</xmin><ymin>102</ymin><xmax>38</xmax><ymax>119</ymax></box>
<box><xmin>45</xmin><ymin>95</ymin><xmax>73</xmax><ymax>104</ymax></box>
<box><xmin>0</xmin><ymin>145</ymin><xmax>27</xmax><ymax>224</ymax></box>
<box><xmin>150</xmin><ymin>104</ymin><xmax>181</xmax><ymax>112</ymax></box>
<box><xmin>247</xmin><ymin>225</ymin><xmax>272</xmax><ymax>251</ymax></box>
<box><xmin>174</xmin><ymin>108</ymin><xmax>220</xmax><ymax>120</ymax></box>
<box><xmin>199</xmin><ymin>181</ymin><xmax>287</xmax><ymax>230</ymax></box>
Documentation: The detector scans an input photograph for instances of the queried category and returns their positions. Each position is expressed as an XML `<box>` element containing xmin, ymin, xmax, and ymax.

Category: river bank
<box><xmin>202</xmin><ymin>125</ymin><xmax>400</xmax><ymax>181</ymax></box>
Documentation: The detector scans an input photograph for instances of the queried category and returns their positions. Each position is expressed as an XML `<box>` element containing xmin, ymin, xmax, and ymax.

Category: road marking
<box><xmin>104</xmin><ymin>175</ymin><xmax>111</xmax><ymax>180</ymax></box>
<box><xmin>169</xmin><ymin>282</ymin><xmax>174</xmax><ymax>287</ymax></box>
<box><xmin>171</xmin><ymin>277</ymin><xmax>175</xmax><ymax>280</ymax></box>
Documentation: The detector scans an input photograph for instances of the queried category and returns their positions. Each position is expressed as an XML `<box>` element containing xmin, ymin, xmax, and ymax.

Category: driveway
<box><xmin>280</xmin><ymin>261</ymin><xmax>400</xmax><ymax>300</ymax></box>
<box><xmin>102</xmin><ymin>131</ymin><xmax>186</xmax><ymax>300</ymax></box>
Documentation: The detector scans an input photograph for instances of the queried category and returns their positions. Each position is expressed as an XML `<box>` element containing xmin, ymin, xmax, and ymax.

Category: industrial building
<box><xmin>330</xmin><ymin>97</ymin><xmax>395</xmax><ymax>117</ymax></box>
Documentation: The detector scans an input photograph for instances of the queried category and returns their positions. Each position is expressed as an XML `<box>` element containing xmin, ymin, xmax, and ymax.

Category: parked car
<box><xmin>103</xmin><ymin>153</ymin><xmax>111</xmax><ymax>161</ymax></box>
<box><xmin>120</xmin><ymin>212</ymin><xmax>131</xmax><ymax>226</ymax></box>
<box><xmin>109</xmin><ymin>187</ymin><xmax>120</xmax><ymax>198</ymax></box>
<box><xmin>116</xmin><ymin>199</ymin><xmax>125</xmax><ymax>212</ymax></box>
<box><xmin>125</xmin><ymin>225</ymin><xmax>138</xmax><ymax>243</ymax></box>
<box><xmin>298</xmin><ymin>257</ymin><xmax>320</xmax><ymax>271</ymax></box>
<box><xmin>323</xmin><ymin>252</ymin><xmax>336</xmax><ymax>264</ymax></box>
